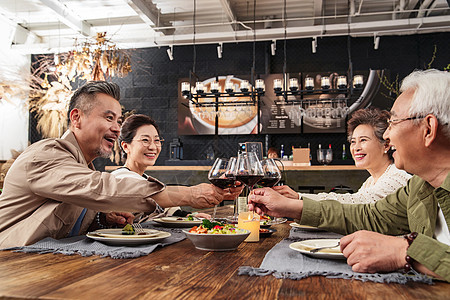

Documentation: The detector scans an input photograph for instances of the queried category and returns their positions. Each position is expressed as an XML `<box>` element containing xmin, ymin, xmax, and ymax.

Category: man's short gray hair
<box><xmin>67</xmin><ymin>81</ymin><xmax>121</xmax><ymax>126</ymax></box>
<box><xmin>401</xmin><ymin>69</ymin><xmax>450</xmax><ymax>139</ymax></box>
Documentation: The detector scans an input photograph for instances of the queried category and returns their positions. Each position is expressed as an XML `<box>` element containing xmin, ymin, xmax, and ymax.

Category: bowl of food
<box><xmin>183</xmin><ymin>219</ymin><xmax>250</xmax><ymax>251</ymax></box>
<box><xmin>259</xmin><ymin>228</ymin><xmax>276</xmax><ymax>238</ymax></box>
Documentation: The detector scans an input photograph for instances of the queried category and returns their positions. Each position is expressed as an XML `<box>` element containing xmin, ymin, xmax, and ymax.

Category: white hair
<box><xmin>400</xmin><ymin>69</ymin><xmax>450</xmax><ymax>139</ymax></box>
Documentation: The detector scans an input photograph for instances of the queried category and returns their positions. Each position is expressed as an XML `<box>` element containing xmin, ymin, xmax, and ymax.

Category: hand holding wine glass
<box><xmin>235</xmin><ymin>152</ymin><xmax>264</xmax><ymax>219</ymax></box>
<box><xmin>208</xmin><ymin>158</ymin><xmax>235</xmax><ymax>220</ymax></box>
<box><xmin>257</xmin><ymin>158</ymin><xmax>282</xmax><ymax>223</ymax></box>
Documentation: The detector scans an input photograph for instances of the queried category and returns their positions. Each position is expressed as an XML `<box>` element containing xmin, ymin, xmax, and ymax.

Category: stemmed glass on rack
<box><xmin>208</xmin><ymin>157</ymin><xmax>236</xmax><ymax>221</ymax></box>
<box><xmin>317</xmin><ymin>149</ymin><xmax>333</xmax><ymax>165</ymax></box>
<box><xmin>234</xmin><ymin>152</ymin><xmax>264</xmax><ymax>218</ymax></box>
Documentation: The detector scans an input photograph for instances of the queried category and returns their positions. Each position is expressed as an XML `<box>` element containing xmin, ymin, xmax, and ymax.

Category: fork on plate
<box><xmin>310</xmin><ymin>242</ymin><xmax>340</xmax><ymax>253</ymax></box>
<box><xmin>132</xmin><ymin>223</ymin><xmax>145</xmax><ymax>234</ymax></box>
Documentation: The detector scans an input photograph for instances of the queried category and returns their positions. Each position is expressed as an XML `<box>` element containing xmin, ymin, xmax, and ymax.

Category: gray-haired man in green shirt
<box><xmin>249</xmin><ymin>69</ymin><xmax>450</xmax><ymax>282</ymax></box>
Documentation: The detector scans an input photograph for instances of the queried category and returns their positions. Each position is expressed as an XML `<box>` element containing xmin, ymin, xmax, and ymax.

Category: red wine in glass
<box><xmin>209</xmin><ymin>177</ymin><xmax>236</xmax><ymax>189</ymax></box>
<box><xmin>259</xmin><ymin>159</ymin><xmax>282</xmax><ymax>187</ymax></box>
<box><xmin>235</xmin><ymin>174</ymin><xmax>263</xmax><ymax>188</ymax></box>
<box><xmin>258</xmin><ymin>177</ymin><xmax>280</xmax><ymax>187</ymax></box>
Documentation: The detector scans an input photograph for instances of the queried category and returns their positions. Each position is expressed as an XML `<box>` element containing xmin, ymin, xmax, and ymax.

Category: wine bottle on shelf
<box><xmin>308</xmin><ymin>143</ymin><xmax>312</xmax><ymax>166</ymax></box>
<box><xmin>342</xmin><ymin>144</ymin><xmax>348</xmax><ymax>160</ymax></box>
<box><xmin>280</xmin><ymin>144</ymin><xmax>285</xmax><ymax>158</ymax></box>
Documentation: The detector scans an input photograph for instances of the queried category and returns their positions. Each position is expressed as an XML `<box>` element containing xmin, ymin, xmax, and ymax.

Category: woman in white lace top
<box><xmin>273</xmin><ymin>108</ymin><xmax>412</xmax><ymax>204</ymax></box>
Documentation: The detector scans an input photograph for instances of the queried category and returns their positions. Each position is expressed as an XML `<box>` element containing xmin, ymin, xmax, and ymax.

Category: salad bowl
<box><xmin>183</xmin><ymin>226</ymin><xmax>250</xmax><ymax>251</ymax></box>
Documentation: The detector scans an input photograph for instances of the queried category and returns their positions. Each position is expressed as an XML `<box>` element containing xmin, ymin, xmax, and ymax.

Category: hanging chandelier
<box><xmin>55</xmin><ymin>32</ymin><xmax>132</xmax><ymax>82</ymax></box>
<box><xmin>181</xmin><ymin>0</ymin><xmax>264</xmax><ymax>108</ymax></box>
<box><xmin>272</xmin><ymin>0</ymin><xmax>365</xmax><ymax>122</ymax></box>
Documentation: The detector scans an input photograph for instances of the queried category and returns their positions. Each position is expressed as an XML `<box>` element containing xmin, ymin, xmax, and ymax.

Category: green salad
<box><xmin>189</xmin><ymin>219</ymin><xmax>239</xmax><ymax>234</ymax></box>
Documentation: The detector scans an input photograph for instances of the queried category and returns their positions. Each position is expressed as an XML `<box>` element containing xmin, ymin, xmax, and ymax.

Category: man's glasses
<box><xmin>387</xmin><ymin>116</ymin><xmax>424</xmax><ymax>129</ymax></box>
<box><xmin>133</xmin><ymin>137</ymin><xmax>164</xmax><ymax>147</ymax></box>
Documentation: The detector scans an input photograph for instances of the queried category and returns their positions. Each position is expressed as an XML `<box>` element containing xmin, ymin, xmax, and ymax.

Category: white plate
<box><xmin>260</xmin><ymin>217</ymin><xmax>287</xmax><ymax>227</ymax></box>
<box><xmin>289</xmin><ymin>239</ymin><xmax>345</xmax><ymax>259</ymax></box>
<box><xmin>94</xmin><ymin>228</ymin><xmax>162</xmax><ymax>238</ymax></box>
<box><xmin>86</xmin><ymin>230</ymin><xmax>171</xmax><ymax>246</ymax></box>
<box><xmin>290</xmin><ymin>222</ymin><xmax>324</xmax><ymax>232</ymax></box>
<box><xmin>153</xmin><ymin>217</ymin><xmax>202</xmax><ymax>228</ymax></box>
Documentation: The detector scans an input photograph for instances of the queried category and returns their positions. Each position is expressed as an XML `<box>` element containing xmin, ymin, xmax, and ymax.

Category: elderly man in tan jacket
<box><xmin>0</xmin><ymin>81</ymin><xmax>238</xmax><ymax>248</ymax></box>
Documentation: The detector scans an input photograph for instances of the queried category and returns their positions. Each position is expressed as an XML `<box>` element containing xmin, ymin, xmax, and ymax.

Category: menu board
<box><xmin>259</xmin><ymin>73</ymin><xmax>302</xmax><ymax>134</ymax></box>
<box><xmin>245</xmin><ymin>142</ymin><xmax>263</xmax><ymax>160</ymax></box>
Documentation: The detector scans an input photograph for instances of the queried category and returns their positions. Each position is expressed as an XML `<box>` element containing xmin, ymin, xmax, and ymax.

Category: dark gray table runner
<box><xmin>238</xmin><ymin>227</ymin><xmax>433</xmax><ymax>284</ymax></box>
<box><xmin>2</xmin><ymin>222</ymin><xmax>186</xmax><ymax>259</ymax></box>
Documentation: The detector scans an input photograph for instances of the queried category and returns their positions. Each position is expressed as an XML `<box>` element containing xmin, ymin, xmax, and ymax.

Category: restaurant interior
<box><xmin>1</xmin><ymin>0</ymin><xmax>449</xmax><ymax>192</ymax></box>
<box><xmin>0</xmin><ymin>1</ymin><xmax>449</xmax><ymax>298</ymax></box>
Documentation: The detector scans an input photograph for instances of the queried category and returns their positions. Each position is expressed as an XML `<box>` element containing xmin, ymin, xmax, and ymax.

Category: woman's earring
<box><xmin>384</xmin><ymin>150</ymin><xmax>388</xmax><ymax>154</ymax></box>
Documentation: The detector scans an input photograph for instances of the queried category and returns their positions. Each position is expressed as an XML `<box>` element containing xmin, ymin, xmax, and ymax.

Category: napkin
<box><xmin>238</xmin><ymin>227</ymin><xmax>433</xmax><ymax>284</ymax></box>
<box><xmin>3</xmin><ymin>223</ymin><xmax>186</xmax><ymax>259</ymax></box>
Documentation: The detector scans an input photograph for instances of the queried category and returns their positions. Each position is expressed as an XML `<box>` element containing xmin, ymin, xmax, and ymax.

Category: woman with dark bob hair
<box><xmin>272</xmin><ymin>107</ymin><xmax>411</xmax><ymax>204</ymax></box>
<box><xmin>111</xmin><ymin>114</ymin><xmax>238</xmax><ymax>218</ymax></box>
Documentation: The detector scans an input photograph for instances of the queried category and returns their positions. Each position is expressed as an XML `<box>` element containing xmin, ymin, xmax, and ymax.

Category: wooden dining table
<box><xmin>0</xmin><ymin>206</ymin><xmax>448</xmax><ymax>299</ymax></box>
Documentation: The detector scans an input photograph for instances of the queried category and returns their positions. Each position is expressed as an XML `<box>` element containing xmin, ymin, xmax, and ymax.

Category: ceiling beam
<box><xmin>125</xmin><ymin>0</ymin><xmax>173</xmax><ymax>35</ymax></box>
<box><xmin>218</xmin><ymin>0</ymin><xmax>238</xmax><ymax>33</ymax></box>
<box><xmin>0</xmin><ymin>11</ymin><xmax>41</xmax><ymax>46</ymax></box>
<box><xmin>417</xmin><ymin>0</ymin><xmax>435</xmax><ymax>18</ymax></box>
<box><xmin>149</xmin><ymin>15</ymin><xmax>450</xmax><ymax>45</ymax></box>
<box><xmin>313</xmin><ymin>0</ymin><xmax>323</xmax><ymax>25</ymax></box>
<box><xmin>39</xmin><ymin>0</ymin><xmax>90</xmax><ymax>36</ymax></box>
<box><xmin>219</xmin><ymin>0</ymin><xmax>236</xmax><ymax>23</ymax></box>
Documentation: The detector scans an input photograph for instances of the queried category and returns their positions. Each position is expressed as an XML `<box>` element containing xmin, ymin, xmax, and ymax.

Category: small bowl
<box><xmin>259</xmin><ymin>228</ymin><xmax>276</xmax><ymax>238</ymax></box>
<box><xmin>183</xmin><ymin>228</ymin><xmax>250</xmax><ymax>251</ymax></box>
<box><xmin>260</xmin><ymin>223</ymin><xmax>272</xmax><ymax>229</ymax></box>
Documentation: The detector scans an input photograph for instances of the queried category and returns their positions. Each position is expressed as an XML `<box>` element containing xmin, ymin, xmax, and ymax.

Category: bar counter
<box><xmin>105</xmin><ymin>165</ymin><xmax>369</xmax><ymax>193</ymax></box>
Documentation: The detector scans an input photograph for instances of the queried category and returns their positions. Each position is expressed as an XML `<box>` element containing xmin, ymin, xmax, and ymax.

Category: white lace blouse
<box><xmin>300</xmin><ymin>164</ymin><xmax>412</xmax><ymax>204</ymax></box>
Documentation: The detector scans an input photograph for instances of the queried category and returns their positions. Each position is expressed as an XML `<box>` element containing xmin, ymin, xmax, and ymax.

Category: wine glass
<box><xmin>225</xmin><ymin>157</ymin><xmax>241</xmax><ymax>223</ymax></box>
<box><xmin>258</xmin><ymin>158</ymin><xmax>282</xmax><ymax>188</ymax></box>
<box><xmin>317</xmin><ymin>149</ymin><xmax>333</xmax><ymax>165</ymax></box>
<box><xmin>208</xmin><ymin>158</ymin><xmax>235</xmax><ymax>220</ymax></box>
<box><xmin>258</xmin><ymin>158</ymin><xmax>282</xmax><ymax>224</ymax></box>
<box><xmin>235</xmin><ymin>152</ymin><xmax>264</xmax><ymax>219</ymax></box>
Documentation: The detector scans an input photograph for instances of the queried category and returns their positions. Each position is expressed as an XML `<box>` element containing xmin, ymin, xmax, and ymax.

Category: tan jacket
<box><xmin>0</xmin><ymin>131</ymin><xmax>165</xmax><ymax>248</ymax></box>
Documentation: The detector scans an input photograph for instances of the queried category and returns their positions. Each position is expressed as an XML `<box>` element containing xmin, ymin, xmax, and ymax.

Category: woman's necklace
<box><xmin>369</xmin><ymin>164</ymin><xmax>392</xmax><ymax>186</ymax></box>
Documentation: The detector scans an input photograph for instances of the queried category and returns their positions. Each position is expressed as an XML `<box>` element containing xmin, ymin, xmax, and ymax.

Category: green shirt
<box><xmin>300</xmin><ymin>173</ymin><xmax>450</xmax><ymax>282</ymax></box>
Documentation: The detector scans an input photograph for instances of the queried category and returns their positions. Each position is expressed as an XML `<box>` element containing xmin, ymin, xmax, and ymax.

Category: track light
<box><xmin>167</xmin><ymin>45</ymin><xmax>173</xmax><ymax>60</ymax></box>
<box><xmin>271</xmin><ymin>40</ymin><xmax>276</xmax><ymax>56</ymax></box>
<box><xmin>217</xmin><ymin>42</ymin><xmax>223</xmax><ymax>58</ymax></box>
<box><xmin>374</xmin><ymin>34</ymin><xmax>380</xmax><ymax>50</ymax></box>
<box><xmin>312</xmin><ymin>37</ymin><xmax>317</xmax><ymax>53</ymax></box>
